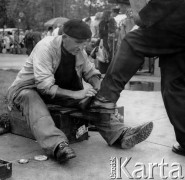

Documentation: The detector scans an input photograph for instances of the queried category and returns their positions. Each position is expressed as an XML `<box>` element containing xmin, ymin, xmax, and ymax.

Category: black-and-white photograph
<box><xmin>0</xmin><ymin>0</ymin><xmax>185</xmax><ymax>179</ymax></box>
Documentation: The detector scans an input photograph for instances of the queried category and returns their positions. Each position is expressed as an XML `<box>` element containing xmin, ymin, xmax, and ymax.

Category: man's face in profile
<box><xmin>63</xmin><ymin>35</ymin><xmax>88</xmax><ymax>55</ymax></box>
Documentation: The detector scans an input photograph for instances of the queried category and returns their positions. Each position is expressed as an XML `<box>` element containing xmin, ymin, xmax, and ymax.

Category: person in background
<box><xmin>116</xmin><ymin>8</ymin><xmax>135</xmax><ymax>51</ymax></box>
<box><xmin>7</xmin><ymin>19</ymin><xmax>153</xmax><ymax>163</ymax></box>
<box><xmin>3</xmin><ymin>32</ymin><xmax>13</xmax><ymax>53</ymax></box>
<box><xmin>91</xmin><ymin>12</ymin><xmax>102</xmax><ymax>39</ymax></box>
<box><xmin>13</xmin><ymin>31</ymin><xmax>20</xmax><ymax>54</ymax></box>
<box><xmin>98</xmin><ymin>8</ymin><xmax>119</xmax><ymax>74</ymax></box>
<box><xmin>108</xmin><ymin>7</ymin><xmax>120</xmax><ymax>62</ymax></box>
<box><xmin>98</xmin><ymin>10</ymin><xmax>111</xmax><ymax>74</ymax></box>
<box><xmin>87</xmin><ymin>12</ymin><xmax>103</xmax><ymax>68</ymax></box>
<box><xmin>24</xmin><ymin>30</ymin><xmax>41</xmax><ymax>55</ymax></box>
<box><xmin>99</xmin><ymin>10</ymin><xmax>111</xmax><ymax>57</ymax></box>
<box><xmin>18</xmin><ymin>31</ymin><xmax>25</xmax><ymax>54</ymax></box>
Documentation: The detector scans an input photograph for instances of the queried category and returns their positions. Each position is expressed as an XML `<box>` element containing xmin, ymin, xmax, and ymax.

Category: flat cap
<box><xmin>63</xmin><ymin>19</ymin><xmax>92</xmax><ymax>40</ymax></box>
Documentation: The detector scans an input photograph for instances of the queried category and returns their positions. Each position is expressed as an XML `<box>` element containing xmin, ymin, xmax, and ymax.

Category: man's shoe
<box><xmin>120</xmin><ymin>122</ymin><xmax>153</xmax><ymax>149</ymax></box>
<box><xmin>90</xmin><ymin>96</ymin><xmax>116</xmax><ymax>109</ymax></box>
<box><xmin>55</xmin><ymin>142</ymin><xmax>76</xmax><ymax>163</ymax></box>
<box><xmin>172</xmin><ymin>143</ymin><xmax>185</xmax><ymax>156</ymax></box>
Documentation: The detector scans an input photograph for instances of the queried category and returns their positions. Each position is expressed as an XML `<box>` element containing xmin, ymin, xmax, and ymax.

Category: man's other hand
<box><xmin>73</xmin><ymin>88</ymin><xmax>97</xmax><ymax>99</ymax></box>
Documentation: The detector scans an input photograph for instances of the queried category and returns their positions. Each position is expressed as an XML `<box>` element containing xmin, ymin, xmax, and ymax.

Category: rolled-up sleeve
<box><xmin>139</xmin><ymin>0</ymin><xmax>184</xmax><ymax>27</ymax></box>
<box><xmin>32</xmin><ymin>43</ymin><xmax>58</xmax><ymax>98</ymax></box>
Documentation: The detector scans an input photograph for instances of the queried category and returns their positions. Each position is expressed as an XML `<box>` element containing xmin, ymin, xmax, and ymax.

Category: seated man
<box><xmin>7</xmin><ymin>19</ymin><xmax>153</xmax><ymax>163</ymax></box>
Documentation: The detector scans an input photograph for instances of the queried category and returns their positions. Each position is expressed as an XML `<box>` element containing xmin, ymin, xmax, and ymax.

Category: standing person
<box><xmin>98</xmin><ymin>8</ymin><xmax>119</xmax><ymax>74</ymax></box>
<box><xmin>13</xmin><ymin>31</ymin><xmax>20</xmax><ymax>54</ymax></box>
<box><xmin>19</xmin><ymin>31</ymin><xmax>25</xmax><ymax>48</ymax></box>
<box><xmin>116</xmin><ymin>8</ymin><xmax>135</xmax><ymax>51</ymax></box>
<box><xmin>90</xmin><ymin>0</ymin><xmax>185</xmax><ymax>156</ymax></box>
<box><xmin>98</xmin><ymin>10</ymin><xmax>111</xmax><ymax>74</ymax></box>
<box><xmin>7</xmin><ymin>19</ymin><xmax>153</xmax><ymax>163</ymax></box>
<box><xmin>3</xmin><ymin>32</ymin><xmax>13</xmax><ymax>53</ymax></box>
<box><xmin>24</xmin><ymin>30</ymin><xmax>41</xmax><ymax>55</ymax></box>
<box><xmin>91</xmin><ymin>12</ymin><xmax>102</xmax><ymax>39</ymax></box>
<box><xmin>108</xmin><ymin>7</ymin><xmax>120</xmax><ymax>58</ymax></box>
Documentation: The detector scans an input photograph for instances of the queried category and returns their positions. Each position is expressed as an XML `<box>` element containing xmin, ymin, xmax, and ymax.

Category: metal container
<box><xmin>0</xmin><ymin>159</ymin><xmax>12</xmax><ymax>180</ymax></box>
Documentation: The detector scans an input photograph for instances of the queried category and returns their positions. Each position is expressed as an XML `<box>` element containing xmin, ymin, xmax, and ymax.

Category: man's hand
<box><xmin>73</xmin><ymin>88</ymin><xmax>97</xmax><ymax>100</ymax></box>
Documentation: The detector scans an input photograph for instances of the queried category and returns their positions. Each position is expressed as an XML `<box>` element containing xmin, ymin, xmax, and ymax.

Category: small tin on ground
<box><xmin>18</xmin><ymin>159</ymin><xmax>29</xmax><ymax>164</ymax></box>
<box><xmin>34</xmin><ymin>155</ymin><xmax>48</xmax><ymax>161</ymax></box>
<box><xmin>0</xmin><ymin>159</ymin><xmax>12</xmax><ymax>179</ymax></box>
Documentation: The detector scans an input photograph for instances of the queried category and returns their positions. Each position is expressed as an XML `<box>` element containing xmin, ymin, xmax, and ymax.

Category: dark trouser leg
<box><xmin>98</xmin><ymin>39</ymin><xmax>145</xmax><ymax>102</ymax></box>
<box><xmin>98</xmin><ymin>27</ymin><xmax>185</xmax><ymax>103</ymax></box>
<box><xmin>160</xmin><ymin>53</ymin><xmax>185</xmax><ymax>148</ymax></box>
<box><xmin>14</xmin><ymin>89</ymin><xmax>68</xmax><ymax>156</ymax></box>
<box><xmin>93</xmin><ymin>114</ymin><xmax>128</xmax><ymax>145</ymax></box>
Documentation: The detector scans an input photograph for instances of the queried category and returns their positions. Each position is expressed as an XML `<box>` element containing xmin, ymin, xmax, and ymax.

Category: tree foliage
<box><xmin>0</xmin><ymin>0</ymin><xmax>129</xmax><ymax>31</ymax></box>
<box><xmin>0</xmin><ymin>0</ymin><xmax>14</xmax><ymax>28</ymax></box>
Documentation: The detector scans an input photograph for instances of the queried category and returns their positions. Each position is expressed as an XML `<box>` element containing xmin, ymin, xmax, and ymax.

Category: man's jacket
<box><xmin>7</xmin><ymin>36</ymin><xmax>100</xmax><ymax>109</ymax></box>
<box><xmin>139</xmin><ymin>0</ymin><xmax>185</xmax><ymax>37</ymax></box>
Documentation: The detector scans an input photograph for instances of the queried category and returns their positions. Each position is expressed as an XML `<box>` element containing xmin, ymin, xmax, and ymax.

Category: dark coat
<box><xmin>125</xmin><ymin>0</ymin><xmax>185</xmax><ymax>55</ymax></box>
<box><xmin>139</xmin><ymin>0</ymin><xmax>185</xmax><ymax>37</ymax></box>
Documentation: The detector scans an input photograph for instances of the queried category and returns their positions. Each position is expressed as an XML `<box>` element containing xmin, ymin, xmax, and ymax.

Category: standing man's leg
<box><xmin>160</xmin><ymin>53</ymin><xmax>185</xmax><ymax>155</ymax></box>
<box><xmin>98</xmin><ymin>39</ymin><xmax>145</xmax><ymax>103</ymax></box>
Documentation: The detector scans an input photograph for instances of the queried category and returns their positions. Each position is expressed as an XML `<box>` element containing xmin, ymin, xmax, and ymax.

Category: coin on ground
<box><xmin>18</xmin><ymin>159</ymin><xmax>29</xmax><ymax>164</ymax></box>
<box><xmin>34</xmin><ymin>155</ymin><xmax>48</xmax><ymax>161</ymax></box>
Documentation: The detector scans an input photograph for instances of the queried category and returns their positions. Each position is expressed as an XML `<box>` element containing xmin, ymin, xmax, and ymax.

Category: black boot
<box><xmin>172</xmin><ymin>143</ymin><xmax>185</xmax><ymax>156</ymax></box>
<box><xmin>55</xmin><ymin>142</ymin><xmax>76</xmax><ymax>163</ymax></box>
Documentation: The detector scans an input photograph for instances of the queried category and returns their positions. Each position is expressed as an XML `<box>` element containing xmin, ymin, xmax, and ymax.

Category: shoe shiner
<box><xmin>7</xmin><ymin>19</ymin><xmax>153</xmax><ymax>163</ymax></box>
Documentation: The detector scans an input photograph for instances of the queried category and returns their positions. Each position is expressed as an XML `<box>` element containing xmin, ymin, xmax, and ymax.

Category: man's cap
<box><xmin>63</xmin><ymin>19</ymin><xmax>92</xmax><ymax>40</ymax></box>
<box><xmin>112</xmin><ymin>7</ymin><xmax>120</xmax><ymax>14</ymax></box>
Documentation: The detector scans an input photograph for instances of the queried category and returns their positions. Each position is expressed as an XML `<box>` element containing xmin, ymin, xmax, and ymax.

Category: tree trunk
<box><xmin>52</xmin><ymin>0</ymin><xmax>56</xmax><ymax>18</ymax></box>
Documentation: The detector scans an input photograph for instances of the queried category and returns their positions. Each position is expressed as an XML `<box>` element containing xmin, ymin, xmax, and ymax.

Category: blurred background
<box><xmin>0</xmin><ymin>0</ymin><xmax>129</xmax><ymax>31</ymax></box>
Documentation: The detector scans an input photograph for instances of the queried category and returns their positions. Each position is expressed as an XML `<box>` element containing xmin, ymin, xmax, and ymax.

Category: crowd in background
<box><xmin>0</xmin><ymin>29</ymin><xmax>43</xmax><ymax>55</ymax></box>
<box><xmin>0</xmin><ymin>31</ymin><xmax>24</xmax><ymax>54</ymax></box>
<box><xmin>83</xmin><ymin>7</ymin><xmax>135</xmax><ymax>73</ymax></box>
<box><xmin>0</xmin><ymin>7</ymin><xmax>135</xmax><ymax>73</ymax></box>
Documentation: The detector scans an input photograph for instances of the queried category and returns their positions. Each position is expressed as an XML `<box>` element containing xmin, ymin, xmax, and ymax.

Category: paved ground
<box><xmin>0</xmin><ymin>53</ymin><xmax>26</xmax><ymax>70</ymax></box>
<box><xmin>0</xmin><ymin>54</ymin><xmax>184</xmax><ymax>180</ymax></box>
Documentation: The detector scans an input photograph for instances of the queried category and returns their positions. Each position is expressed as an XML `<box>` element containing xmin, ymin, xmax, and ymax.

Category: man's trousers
<box><xmin>13</xmin><ymin>89</ymin><xmax>126</xmax><ymax>156</ymax></box>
